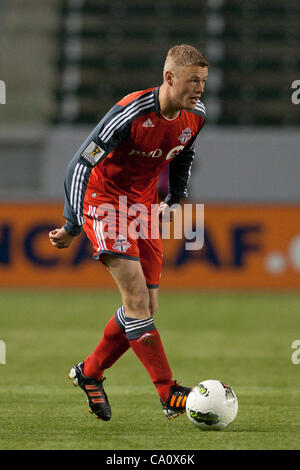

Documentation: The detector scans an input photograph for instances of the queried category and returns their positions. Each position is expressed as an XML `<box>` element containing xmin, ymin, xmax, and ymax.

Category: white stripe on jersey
<box><xmin>70</xmin><ymin>163</ymin><xmax>87</xmax><ymax>226</ymax></box>
<box><xmin>96</xmin><ymin>219</ymin><xmax>104</xmax><ymax>251</ymax></box>
<box><xmin>98</xmin><ymin>219</ymin><xmax>107</xmax><ymax>251</ymax></box>
<box><xmin>100</xmin><ymin>98</ymin><xmax>155</xmax><ymax>143</ymax></box>
<box><xmin>195</xmin><ymin>101</ymin><xmax>206</xmax><ymax>115</ymax></box>
<box><xmin>99</xmin><ymin>93</ymin><xmax>155</xmax><ymax>143</ymax></box>
<box><xmin>196</xmin><ymin>106</ymin><xmax>206</xmax><ymax>116</ymax></box>
<box><xmin>70</xmin><ymin>163</ymin><xmax>80</xmax><ymax>209</ymax></box>
<box><xmin>76</xmin><ymin>166</ymin><xmax>87</xmax><ymax>225</ymax></box>
<box><xmin>99</xmin><ymin>93</ymin><xmax>154</xmax><ymax>141</ymax></box>
<box><xmin>91</xmin><ymin>207</ymin><xmax>104</xmax><ymax>252</ymax></box>
<box><xmin>88</xmin><ymin>206</ymin><xmax>108</xmax><ymax>252</ymax></box>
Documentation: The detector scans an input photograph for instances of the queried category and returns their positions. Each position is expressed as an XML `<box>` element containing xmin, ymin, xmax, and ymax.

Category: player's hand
<box><xmin>49</xmin><ymin>227</ymin><xmax>74</xmax><ymax>249</ymax></box>
<box><xmin>159</xmin><ymin>202</ymin><xmax>179</xmax><ymax>222</ymax></box>
<box><xmin>159</xmin><ymin>202</ymin><xmax>172</xmax><ymax>221</ymax></box>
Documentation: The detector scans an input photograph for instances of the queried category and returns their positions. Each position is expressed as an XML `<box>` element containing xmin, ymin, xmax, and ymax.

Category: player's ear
<box><xmin>165</xmin><ymin>70</ymin><xmax>174</xmax><ymax>86</ymax></box>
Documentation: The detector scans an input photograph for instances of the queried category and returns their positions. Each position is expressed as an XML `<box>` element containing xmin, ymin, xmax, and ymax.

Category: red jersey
<box><xmin>63</xmin><ymin>87</ymin><xmax>206</xmax><ymax>235</ymax></box>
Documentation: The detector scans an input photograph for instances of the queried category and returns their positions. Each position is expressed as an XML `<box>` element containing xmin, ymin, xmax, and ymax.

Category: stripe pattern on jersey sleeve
<box><xmin>194</xmin><ymin>99</ymin><xmax>206</xmax><ymax>117</ymax></box>
<box><xmin>69</xmin><ymin>163</ymin><xmax>89</xmax><ymax>226</ymax></box>
<box><xmin>98</xmin><ymin>92</ymin><xmax>155</xmax><ymax>144</ymax></box>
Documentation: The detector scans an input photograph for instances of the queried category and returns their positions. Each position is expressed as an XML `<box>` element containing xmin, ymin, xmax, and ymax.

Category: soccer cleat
<box><xmin>161</xmin><ymin>381</ymin><xmax>192</xmax><ymax>420</ymax></box>
<box><xmin>68</xmin><ymin>361</ymin><xmax>111</xmax><ymax>421</ymax></box>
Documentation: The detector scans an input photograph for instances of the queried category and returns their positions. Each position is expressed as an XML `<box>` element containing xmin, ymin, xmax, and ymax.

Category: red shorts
<box><xmin>82</xmin><ymin>202</ymin><xmax>163</xmax><ymax>288</ymax></box>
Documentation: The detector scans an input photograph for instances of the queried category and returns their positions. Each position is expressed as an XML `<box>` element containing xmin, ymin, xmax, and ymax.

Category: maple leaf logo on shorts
<box><xmin>112</xmin><ymin>235</ymin><xmax>131</xmax><ymax>253</ymax></box>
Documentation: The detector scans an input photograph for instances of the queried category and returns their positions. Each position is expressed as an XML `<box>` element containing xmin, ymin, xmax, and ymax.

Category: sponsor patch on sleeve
<box><xmin>81</xmin><ymin>141</ymin><xmax>105</xmax><ymax>166</ymax></box>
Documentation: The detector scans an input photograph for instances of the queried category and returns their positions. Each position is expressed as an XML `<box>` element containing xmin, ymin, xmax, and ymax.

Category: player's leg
<box><xmin>83</xmin><ymin>285</ymin><xmax>158</xmax><ymax>382</ymax></box>
<box><xmin>70</xmin><ymin>256</ymin><xmax>190</xmax><ymax>420</ymax></box>
<box><xmin>106</xmin><ymin>255</ymin><xmax>191</xmax><ymax>418</ymax></box>
<box><xmin>82</xmin><ymin>202</ymin><xmax>158</xmax><ymax>383</ymax></box>
<box><xmin>135</xmin><ymin>236</ymin><xmax>191</xmax><ymax>418</ymax></box>
<box><xmin>148</xmin><ymin>286</ymin><xmax>158</xmax><ymax>317</ymax></box>
<box><xmin>68</xmin><ymin>204</ymin><xmax>132</xmax><ymax>421</ymax></box>
<box><xmin>83</xmin><ymin>253</ymin><xmax>151</xmax><ymax>380</ymax></box>
<box><xmin>70</xmin><ymin>204</ymin><xmax>190</xmax><ymax>419</ymax></box>
<box><xmin>105</xmin><ymin>255</ymin><xmax>150</xmax><ymax>319</ymax></box>
<box><xmin>82</xmin><ymin>255</ymin><xmax>150</xmax><ymax>381</ymax></box>
<box><xmin>102</xmin><ymin>255</ymin><xmax>175</xmax><ymax>402</ymax></box>
<box><xmin>73</xmin><ymin>202</ymin><xmax>158</xmax><ymax>400</ymax></box>
<box><xmin>83</xmin><ymin>307</ymin><xmax>130</xmax><ymax>380</ymax></box>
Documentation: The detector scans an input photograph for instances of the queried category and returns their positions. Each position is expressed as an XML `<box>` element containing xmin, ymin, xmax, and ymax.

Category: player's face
<box><xmin>172</xmin><ymin>66</ymin><xmax>208</xmax><ymax>110</ymax></box>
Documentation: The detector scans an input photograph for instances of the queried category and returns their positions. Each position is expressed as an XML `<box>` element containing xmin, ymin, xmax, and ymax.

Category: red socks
<box><xmin>83</xmin><ymin>314</ymin><xmax>130</xmax><ymax>380</ymax></box>
<box><xmin>83</xmin><ymin>310</ymin><xmax>174</xmax><ymax>402</ymax></box>
<box><xmin>128</xmin><ymin>329</ymin><xmax>174</xmax><ymax>403</ymax></box>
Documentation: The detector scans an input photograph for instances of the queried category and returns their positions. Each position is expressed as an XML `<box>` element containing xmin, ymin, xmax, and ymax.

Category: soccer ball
<box><xmin>186</xmin><ymin>379</ymin><xmax>238</xmax><ymax>430</ymax></box>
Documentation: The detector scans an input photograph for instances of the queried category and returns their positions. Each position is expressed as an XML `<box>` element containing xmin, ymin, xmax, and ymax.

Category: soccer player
<box><xmin>49</xmin><ymin>44</ymin><xmax>208</xmax><ymax>421</ymax></box>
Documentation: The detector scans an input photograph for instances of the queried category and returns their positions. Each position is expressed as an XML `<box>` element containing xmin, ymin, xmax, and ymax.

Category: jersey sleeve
<box><xmin>62</xmin><ymin>105</ymin><xmax>132</xmax><ymax>236</ymax></box>
<box><xmin>164</xmin><ymin>139</ymin><xmax>196</xmax><ymax>207</ymax></box>
<box><xmin>165</xmin><ymin>121</ymin><xmax>206</xmax><ymax>206</ymax></box>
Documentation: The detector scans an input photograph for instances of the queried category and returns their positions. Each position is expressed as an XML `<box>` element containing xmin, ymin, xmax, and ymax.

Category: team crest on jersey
<box><xmin>178</xmin><ymin>127</ymin><xmax>192</xmax><ymax>144</ymax></box>
<box><xmin>112</xmin><ymin>235</ymin><xmax>131</xmax><ymax>253</ymax></box>
<box><xmin>81</xmin><ymin>141</ymin><xmax>105</xmax><ymax>166</ymax></box>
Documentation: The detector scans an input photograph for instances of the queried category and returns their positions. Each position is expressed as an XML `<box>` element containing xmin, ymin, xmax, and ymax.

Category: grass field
<box><xmin>0</xmin><ymin>289</ymin><xmax>300</xmax><ymax>451</ymax></box>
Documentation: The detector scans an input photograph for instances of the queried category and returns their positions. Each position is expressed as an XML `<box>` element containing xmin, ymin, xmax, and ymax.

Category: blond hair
<box><xmin>164</xmin><ymin>44</ymin><xmax>209</xmax><ymax>74</ymax></box>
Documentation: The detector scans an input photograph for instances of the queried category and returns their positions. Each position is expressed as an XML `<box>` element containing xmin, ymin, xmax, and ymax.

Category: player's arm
<box><xmin>164</xmin><ymin>103</ymin><xmax>206</xmax><ymax>210</ymax></box>
<box><xmin>164</xmin><ymin>137</ymin><xmax>197</xmax><ymax>208</ymax></box>
<box><xmin>55</xmin><ymin>105</ymin><xmax>133</xmax><ymax>245</ymax></box>
<box><xmin>159</xmin><ymin>139</ymin><xmax>196</xmax><ymax>222</ymax></box>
